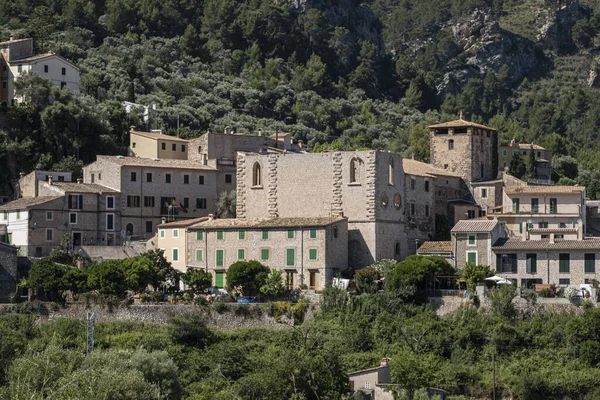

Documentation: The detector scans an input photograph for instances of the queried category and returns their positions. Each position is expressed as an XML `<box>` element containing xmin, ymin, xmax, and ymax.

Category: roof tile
<box><xmin>504</xmin><ymin>186</ymin><xmax>584</xmax><ymax>194</ymax></box>
<box><xmin>96</xmin><ymin>155</ymin><xmax>216</xmax><ymax>170</ymax></box>
<box><xmin>417</xmin><ymin>241</ymin><xmax>452</xmax><ymax>253</ymax></box>
<box><xmin>451</xmin><ymin>220</ymin><xmax>499</xmax><ymax>233</ymax></box>
<box><xmin>190</xmin><ymin>216</ymin><xmax>347</xmax><ymax>230</ymax></box>
<box><xmin>428</xmin><ymin>119</ymin><xmax>496</xmax><ymax>131</ymax></box>
<box><xmin>492</xmin><ymin>238</ymin><xmax>600</xmax><ymax>250</ymax></box>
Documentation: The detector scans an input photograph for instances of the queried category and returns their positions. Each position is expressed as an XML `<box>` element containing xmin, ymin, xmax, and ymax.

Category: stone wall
<box><xmin>0</xmin><ymin>243</ymin><xmax>17</xmax><ymax>301</ymax></box>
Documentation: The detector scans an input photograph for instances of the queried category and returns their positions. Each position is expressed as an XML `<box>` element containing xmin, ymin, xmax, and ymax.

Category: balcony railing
<box><xmin>505</xmin><ymin>205</ymin><xmax>579</xmax><ymax>215</ymax></box>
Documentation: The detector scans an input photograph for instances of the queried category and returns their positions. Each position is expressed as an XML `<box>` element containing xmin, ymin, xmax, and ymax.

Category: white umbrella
<box><xmin>485</xmin><ymin>275</ymin><xmax>505</xmax><ymax>282</ymax></box>
<box><xmin>496</xmin><ymin>279</ymin><xmax>513</xmax><ymax>285</ymax></box>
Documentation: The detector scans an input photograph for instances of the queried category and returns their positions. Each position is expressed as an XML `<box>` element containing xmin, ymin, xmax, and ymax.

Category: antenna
<box><xmin>86</xmin><ymin>311</ymin><xmax>95</xmax><ymax>355</ymax></box>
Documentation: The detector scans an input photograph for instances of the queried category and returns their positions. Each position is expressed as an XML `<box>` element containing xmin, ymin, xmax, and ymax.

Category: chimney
<box><xmin>130</xmin><ymin>126</ymin><xmax>136</xmax><ymax>132</ymax></box>
<box><xmin>19</xmin><ymin>172</ymin><xmax>25</xmax><ymax>179</ymax></box>
<box><xmin>380</xmin><ymin>358</ymin><xmax>390</xmax><ymax>367</ymax></box>
<box><xmin>578</xmin><ymin>219</ymin><xmax>584</xmax><ymax>240</ymax></box>
<box><xmin>297</xmin><ymin>140</ymin><xmax>303</xmax><ymax>149</ymax></box>
<box><xmin>549</xmin><ymin>233</ymin><xmax>555</xmax><ymax>244</ymax></box>
<box><xmin>161</xmin><ymin>217</ymin><xmax>166</xmax><ymax>225</ymax></box>
<box><xmin>77</xmin><ymin>178</ymin><xmax>83</xmax><ymax>184</ymax></box>
<box><xmin>48</xmin><ymin>175</ymin><xmax>53</xmax><ymax>185</ymax></box>
<box><xmin>9</xmin><ymin>36</ymin><xmax>13</xmax><ymax>41</ymax></box>
<box><xmin>510</xmin><ymin>137</ymin><xmax>517</xmax><ymax>148</ymax></box>
<box><xmin>208</xmin><ymin>214</ymin><xmax>214</xmax><ymax>221</ymax></box>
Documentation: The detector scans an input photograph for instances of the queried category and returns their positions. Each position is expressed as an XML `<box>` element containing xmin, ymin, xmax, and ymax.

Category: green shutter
<box><xmin>215</xmin><ymin>272</ymin><xmax>224</xmax><ymax>288</ymax></box>
<box><xmin>526</xmin><ymin>253</ymin><xmax>537</xmax><ymax>273</ymax></box>
<box><xmin>467</xmin><ymin>252</ymin><xmax>477</xmax><ymax>264</ymax></box>
<box><xmin>196</xmin><ymin>231</ymin><xmax>203</xmax><ymax>240</ymax></box>
<box><xmin>585</xmin><ymin>254</ymin><xmax>595</xmax><ymax>273</ymax></box>
<box><xmin>559</xmin><ymin>254</ymin><xmax>570</xmax><ymax>273</ymax></box>
<box><xmin>286</xmin><ymin>248</ymin><xmax>295</xmax><ymax>266</ymax></box>
<box><xmin>519</xmin><ymin>223</ymin><xmax>523</xmax><ymax>234</ymax></box>
<box><xmin>196</xmin><ymin>250</ymin><xmax>203</xmax><ymax>261</ymax></box>
<box><xmin>309</xmin><ymin>248</ymin><xmax>317</xmax><ymax>260</ymax></box>
<box><xmin>216</xmin><ymin>250</ymin><xmax>224</xmax><ymax>267</ymax></box>
<box><xmin>261</xmin><ymin>249</ymin><xmax>269</xmax><ymax>260</ymax></box>
<box><xmin>238</xmin><ymin>249</ymin><xmax>245</xmax><ymax>260</ymax></box>
<box><xmin>309</xmin><ymin>229</ymin><xmax>317</xmax><ymax>239</ymax></box>
<box><xmin>262</xmin><ymin>230</ymin><xmax>269</xmax><ymax>240</ymax></box>
<box><xmin>287</xmin><ymin>230</ymin><xmax>294</xmax><ymax>239</ymax></box>
<box><xmin>217</xmin><ymin>231</ymin><xmax>223</xmax><ymax>240</ymax></box>
<box><xmin>239</xmin><ymin>230</ymin><xmax>245</xmax><ymax>240</ymax></box>
<box><xmin>46</xmin><ymin>229</ymin><xmax>53</xmax><ymax>241</ymax></box>
<box><xmin>172</xmin><ymin>249</ymin><xmax>178</xmax><ymax>262</ymax></box>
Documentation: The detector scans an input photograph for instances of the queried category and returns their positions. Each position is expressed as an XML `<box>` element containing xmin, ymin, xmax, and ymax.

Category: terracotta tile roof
<box><xmin>50</xmin><ymin>182</ymin><xmax>118</xmax><ymax>194</ymax></box>
<box><xmin>0</xmin><ymin>196</ymin><xmax>62</xmax><ymax>210</ymax></box>
<box><xmin>96</xmin><ymin>155</ymin><xmax>216</xmax><ymax>170</ymax></box>
<box><xmin>451</xmin><ymin>220</ymin><xmax>498</xmax><ymax>233</ymax></box>
<box><xmin>269</xmin><ymin>132</ymin><xmax>291</xmax><ymax>138</ymax></box>
<box><xmin>190</xmin><ymin>216</ymin><xmax>347</xmax><ymax>230</ymax></box>
<box><xmin>517</xmin><ymin>143</ymin><xmax>545</xmax><ymax>150</ymax></box>
<box><xmin>402</xmin><ymin>159</ymin><xmax>461</xmax><ymax>178</ymax></box>
<box><xmin>130</xmin><ymin>130</ymin><xmax>190</xmax><ymax>143</ymax></box>
<box><xmin>417</xmin><ymin>241</ymin><xmax>452</xmax><ymax>253</ymax></box>
<box><xmin>158</xmin><ymin>216</ymin><xmax>209</xmax><ymax>228</ymax></box>
<box><xmin>428</xmin><ymin>119</ymin><xmax>496</xmax><ymax>131</ymax></box>
<box><xmin>0</xmin><ymin>38</ymin><xmax>31</xmax><ymax>47</ymax></box>
<box><xmin>528</xmin><ymin>228</ymin><xmax>578</xmax><ymax>234</ymax></box>
<box><xmin>492</xmin><ymin>238</ymin><xmax>600</xmax><ymax>250</ymax></box>
<box><xmin>504</xmin><ymin>185</ymin><xmax>584</xmax><ymax>194</ymax></box>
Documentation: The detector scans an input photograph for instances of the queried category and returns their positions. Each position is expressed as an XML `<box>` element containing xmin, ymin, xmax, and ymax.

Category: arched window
<box><xmin>126</xmin><ymin>223</ymin><xmax>134</xmax><ymax>236</ymax></box>
<box><xmin>350</xmin><ymin>158</ymin><xmax>361</xmax><ymax>183</ymax></box>
<box><xmin>252</xmin><ymin>162</ymin><xmax>262</xmax><ymax>187</ymax></box>
<box><xmin>198</xmin><ymin>146</ymin><xmax>202</xmax><ymax>153</ymax></box>
<box><xmin>393</xmin><ymin>193</ymin><xmax>401</xmax><ymax>209</ymax></box>
<box><xmin>395</xmin><ymin>242</ymin><xmax>401</xmax><ymax>255</ymax></box>
<box><xmin>381</xmin><ymin>192</ymin><xmax>388</xmax><ymax>207</ymax></box>
<box><xmin>388</xmin><ymin>158</ymin><xmax>394</xmax><ymax>185</ymax></box>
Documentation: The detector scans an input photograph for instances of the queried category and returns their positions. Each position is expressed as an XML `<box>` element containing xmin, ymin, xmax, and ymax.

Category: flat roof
<box><xmin>493</xmin><ymin>238</ymin><xmax>600</xmax><ymax>250</ymax></box>
<box><xmin>504</xmin><ymin>186</ymin><xmax>584</xmax><ymax>195</ymax></box>
<box><xmin>190</xmin><ymin>216</ymin><xmax>347</xmax><ymax>230</ymax></box>
<box><xmin>0</xmin><ymin>196</ymin><xmax>62</xmax><ymax>210</ymax></box>
<box><xmin>130</xmin><ymin>130</ymin><xmax>190</xmax><ymax>143</ymax></box>
<box><xmin>429</xmin><ymin>118</ymin><xmax>496</xmax><ymax>131</ymax></box>
<box><xmin>50</xmin><ymin>182</ymin><xmax>118</xmax><ymax>194</ymax></box>
<box><xmin>452</xmin><ymin>220</ymin><xmax>498</xmax><ymax>233</ymax></box>
<box><xmin>95</xmin><ymin>155</ymin><xmax>216</xmax><ymax>170</ymax></box>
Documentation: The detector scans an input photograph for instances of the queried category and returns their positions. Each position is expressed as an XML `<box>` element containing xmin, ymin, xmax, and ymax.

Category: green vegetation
<box><xmin>226</xmin><ymin>260</ymin><xmax>270</xmax><ymax>296</ymax></box>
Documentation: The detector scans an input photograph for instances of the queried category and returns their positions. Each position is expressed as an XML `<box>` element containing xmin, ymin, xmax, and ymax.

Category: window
<box><xmin>538</xmin><ymin>222</ymin><xmax>548</xmax><ymax>229</ymax></box>
<box><xmin>69</xmin><ymin>213</ymin><xmax>77</xmax><ymax>224</ymax></box>
<box><xmin>309</xmin><ymin>270</ymin><xmax>316</xmax><ymax>289</ymax></box>
<box><xmin>196</xmin><ymin>250</ymin><xmax>203</xmax><ymax>261</ymax></box>
<box><xmin>497</xmin><ymin>254</ymin><xmax>517</xmax><ymax>273</ymax></box>
<box><xmin>411</xmin><ymin>203</ymin><xmax>415</xmax><ymax>216</ymax></box>
<box><xmin>144</xmin><ymin>196</ymin><xmax>155</xmax><ymax>207</ymax></box>
<box><xmin>238</xmin><ymin>249</ymin><xmax>245</xmax><ymax>260</ymax></box>
<box><xmin>105</xmin><ymin>196</ymin><xmax>115</xmax><ymax>210</ymax></box>
<box><xmin>239</xmin><ymin>231</ymin><xmax>245</xmax><ymax>240</ymax></box>
<box><xmin>388</xmin><ymin>158</ymin><xmax>394</xmax><ymax>185</ymax></box>
<box><xmin>196</xmin><ymin>231</ymin><xmax>203</xmax><ymax>240</ymax></box>
<box><xmin>395</xmin><ymin>242</ymin><xmax>401</xmax><ymax>255</ymax></box>
<box><xmin>216</xmin><ymin>250</ymin><xmax>224</xmax><ymax>267</ymax></box>
<box><xmin>172</xmin><ymin>143</ymin><xmax>176</xmax><ymax>151</ymax></box>
<box><xmin>217</xmin><ymin>231</ymin><xmax>224</xmax><ymax>240</ymax></box>
<box><xmin>559</xmin><ymin>278</ymin><xmax>570</xmax><ymax>285</ymax></box>
<box><xmin>107</xmin><ymin>214</ymin><xmax>114</xmax><ymax>231</ymax></box>
<box><xmin>585</xmin><ymin>253</ymin><xmax>595</xmax><ymax>273</ymax></box>
<box><xmin>173</xmin><ymin>229</ymin><xmax>179</xmax><ymax>238</ymax></box>
<box><xmin>166</xmin><ymin>174</ymin><xmax>171</xmax><ymax>183</ymax></box>
<box><xmin>381</xmin><ymin>192</ymin><xmax>388</xmax><ymax>207</ymax></box>
<box><xmin>526</xmin><ymin>253</ymin><xmax>537</xmax><ymax>273</ymax></box>
<box><xmin>550</xmin><ymin>198</ymin><xmax>557</xmax><ymax>214</ymax></box>
<box><xmin>448</xmin><ymin>139</ymin><xmax>454</xmax><ymax>150</ymax></box>
<box><xmin>467</xmin><ymin>251</ymin><xmax>477</xmax><ymax>265</ymax></box>
<box><xmin>161</xmin><ymin>143</ymin><xmax>166</xmax><ymax>150</ymax></box>
<box><xmin>262</xmin><ymin>230</ymin><xmax>269</xmax><ymax>240</ymax></box>
<box><xmin>60</xmin><ymin>81</ymin><xmax>67</xmax><ymax>89</ymax></box>
<box><xmin>172</xmin><ymin>248</ymin><xmax>179</xmax><ymax>262</ymax></box>
<box><xmin>181</xmin><ymin>144</ymin><xmax>185</xmax><ymax>152</ymax></box>
<box><xmin>481</xmin><ymin>188</ymin><xmax>487</xmax><ymax>198</ymax></box>
<box><xmin>146</xmin><ymin>173</ymin><xmax>152</xmax><ymax>182</ymax></box>
<box><xmin>309</xmin><ymin>248</ymin><xmax>317</xmax><ymax>260</ymax></box>
<box><xmin>16</xmin><ymin>210</ymin><xmax>20</xmax><ymax>219</ymax></box>
<box><xmin>425</xmin><ymin>205</ymin><xmax>430</xmax><ymax>217</ymax></box>
<box><xmin>394</xmin><ymin>193</ymin><xmax>401</xmax><ymax>209</ymax></box>
<box><xmin>253</xmin><ymin>162</ymin><xmax>262</xmax><ymax>186</ymax></box>
<box><xmin>286</xmin><ymin>248</ymin><xmax>295</xmax><ymax>266</ymax></box>
<box><xmin>309</xmin><ymin>229</ymin><xmax>317</xmax><ymax>239</ymax></box>
<box><xmin>468</xmin><ymin>233</ymin><xmax>476</xmax><ymax>246</ymax></box>
<box><xmin>502</xmin><ymin>149</ymin><xmax>507</xmax><ymax>156</ymax></box>
<box><xmin>199</xmin><ymin>176</ymin><xmax>205</xmax><ymax>185</ymax></box>
<box><xmin>196</xmin><ymin>198</ymin><xmax>207</xmax><ymax>209</ymax></box>
<box><xmin>131</xmin><ymin>172</ymin><xmax>137</xmax><ymax>182</ymax></box>
<box><xmin>184</xmin><ymin>175</ymin><xmax>189</xmax><ymax>184</ymax></box>
<box><xmin>261</xmin><ymin>248</ymin><xmax>269</xmax><ymax>261</ymax></box>
<box><xmin>424</xmin><ymin>180</ymin><xmax>430</xmax><ymax>192</ymax></box>
<box><xmin>61</xmin><ymin>67</ymin><xmax>66</xmax><ymax>75</ymax></box>
<box><xmin>350</xmin><ymin>158</ymin><xmax>361</xmax><ymax>183</ymax></box>
<box><xmin>531</xmin><ymin>198</ymin><xmax>539</xmax><ymax>213</ymax></box>
<box><xmin>127</xmin><ymin>195</ymin><xmax>140</xmax><ymax>207</ymax></box>
<box><xmin>410</xmin><ymin>178</ymin><xmax>415</xmax><ymax>190</ymax></box>
<box><xmin>183</xmin><ymin>198</ymin><xmax>189</xmax><ymax>209</ymax></box>
<box><xmin>98</xmin><ymin>173</ymin><xmax>101</xmax><ymax>181</ymax></box>
<box><xmin>68</xmin><ymin>195</ymin><xmax>83</xmax><ymax>209</ymax></box>
<box><xmin>225</xmin><ymin>174</ymin><xmax>232</xmax><ymax>183</ymax></box>
<box><xmin>559</xmin><ymin>253</ymin><xmax>570</xmax><ymax>273</ymax></box>
<box><xmin>286</xmin><ymin>271</ymin><xmax>294</xmax><ymax>290</ymax></box>
<box><xmin>468</xmin><ymin>210</ymin><xmax>475</xmax><ymax>219</ymax></box>
<box><xmin>287</xmin><ymin>230</ymin><xmax>295</xmax><ymax>239</ymax></box>
<box><xmin>537</xmin><ymin>151</ymin><xmax>541</xmax><ymax>158</ymax></box>
<box><xmin>91</xmin><ymin>173</ymin><xmax>95</xmax><ymax>183</ymax></box>
<box><xmin>512</xmin><ymin>198</ymin><xmax>520</xmax><ymax>213</ymax></box>
<box><xmin>46</xmin><ymin>211</ymin><xmax>53</xmax><ymax>220</ymax></box>
<box><xmin>44</xmin><ymin>64</ymin><xmax>48</xmax><ymax>73</ymax></box>
<box><xmin>146</xmin><ymin>221</ymin><xmax>152</xmax><ymax>233</ymax></box>
<box><xmin>46</xmin><ymin>229</ymin><xmax>53</xmax><ymax>241</ymax></box>
<box><xmin>333</xmin><ymin>227</ymin><xmax>338</xmax><ymax>238</ymax></box>
<box><xmin>132</xmin><ymin>142</ymin><xmax>136</xmax><ymax>149</ymax></box>
<box><xmin>17</xmin><ymin>64</ymin><xmax>22</xmax><ymax>73</ymax></box>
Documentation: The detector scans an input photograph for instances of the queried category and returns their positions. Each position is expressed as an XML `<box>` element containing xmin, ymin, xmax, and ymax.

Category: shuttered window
<box><xmin>286</xmin><ymin>248</ymin><xmax>295</xmax><ymax>266</ymax></box>
<box><xmin>216</xmin><ymin>250</ymin><xmax>224</xmax><ymax>267</ymax></box>
<box><xmin>526</xmin><ymin>253</ymin><xmax>537</xmax><ymax>274</ymax></box>
<box><xmin>585</xmin><ymin>253</ymin><xmax>595</xmax><ymax>273</ymax></box>
<box><xmin>559</xmin><ymin>253</ymin><xmax>570</xmax><ymax>273</ymax></box>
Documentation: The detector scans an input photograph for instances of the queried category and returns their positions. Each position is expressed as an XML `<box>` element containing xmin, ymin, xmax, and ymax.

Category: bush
<box><xmin>182</xmin><ymin>269</ymin><xmax>212</xmax><ymax>293</ymax></box>
<box><xmin>565</xmin><ymin>286</ymin><xmax>580</xmax><ymax>302</ymax></box>
<box><xmin>292</xmin><ymin>301</ymin><xmax>309</xmax><ymax>322</ymax></box>
<box><xmin>354</xmin><ymin>267</ymin><xmax>379</xmax><ymax>294</ymax></box>
<box><xmin>226</xmin><ymin>261</ymin><xmax>270</xmax><ymax>296</ymax></box>
<box><xmin>539</xmin><ymin>288</ymin><xmax>554</xmax><ymax>298</ymax></box>
<box><xmin>214</xmin><ymin>302</ymin><xmax>229</xmax><ymax>314</ymax></box>
<box><xmin>270</xmin><ymin>301</ymin><xmax>291</xmax><ymax>320</ymax></box>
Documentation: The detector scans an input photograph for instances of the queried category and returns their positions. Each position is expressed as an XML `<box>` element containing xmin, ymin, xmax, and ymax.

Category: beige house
<box><xmin>18</xmin><ymin>170</ymin><xmax>72</xmax><ymax>198</ymax></box>
<box><xmin>83</xmin><ymin>155</ymin><xmax>218</xmax><ymax>238</ymax></box>
<box><xmin>451</xmin><ymin>220</ymin><xmax>505</xmax><ymax>268</ymax></box>
<box><xmin>348</xmin><ymin>359</ymin><xmax>392</xmax><ymax>400</ymax></box>
<box><xmin>157</xmin><ymin>217</ymin><xmax>209</xmax><ymax>273</ymax></box>
<box><xmin>128</xmin><ymin>130</ymin><xmax>189</xmax><ymax>160</ymax></box>
<box><xmin>186</xmin><ymin>216</ymin><xmax>348</xmax><ymax>290</ymax></box>
<box><xmin>499</xmin><ymin>138</ymin><xmax>552</xmax><ymax>182</ymax></box>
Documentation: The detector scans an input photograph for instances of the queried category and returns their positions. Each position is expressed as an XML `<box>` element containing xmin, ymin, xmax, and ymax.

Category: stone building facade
<box><xmin>236</xmin><ymin>150</ymin><xmax>407</xmax><ymax>268</ymax></box>
<box><xmin>499</xmin><ymin>139</ymin><xmax>553</xmax><ymax>182</ymax></box>
<box><xmin>186</xmin><ymin>216</ymin><xmax>348</xmax><ymax>290</ymax></box>
<box><xmin>451</xmin><ymin>220</ymin><xmax>505</xmax><ymax>268</ymax></box>
<box><xmin>0</xmin><ymin>242</ymin><xmax>18</xmax><ymax>301</ymax></box>
<box><xmin>18</xmin><ymin>170</ymin><xmax>72</xmax><ymax>198</ymax></box>
<box><xmin>429</xmin><ymin>119</ymin><xmax>498</xmax><ymax>185</ymax></box>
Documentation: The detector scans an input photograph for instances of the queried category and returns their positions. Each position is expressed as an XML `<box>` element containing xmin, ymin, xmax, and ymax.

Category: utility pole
<box><xmin>86</xmin><ymin>311</ymin><xmax>95</xmax><ymax>355</ymax></box>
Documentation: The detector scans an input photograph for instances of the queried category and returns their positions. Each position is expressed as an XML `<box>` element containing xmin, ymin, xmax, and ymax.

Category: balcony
<box><xmin>504</xmin><ymin>205</ymin><xmax>581</xmax><ymax>216</ymax></box>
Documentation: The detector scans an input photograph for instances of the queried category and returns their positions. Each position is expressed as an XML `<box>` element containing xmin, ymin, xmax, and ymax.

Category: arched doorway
<box><xmin>126</xmin><ymin>223</ymin><xmax>134</xmax><ymax>237</ymax></box>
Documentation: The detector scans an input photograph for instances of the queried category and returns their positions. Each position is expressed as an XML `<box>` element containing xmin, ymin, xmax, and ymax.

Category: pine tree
<box><xmin>509</xmin><ymin>152</ymin><xmax>527</xmax><ymax>179</ymax></box>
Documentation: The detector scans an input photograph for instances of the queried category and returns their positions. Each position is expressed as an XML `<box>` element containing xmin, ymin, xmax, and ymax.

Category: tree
<box><xmin>386</xmin><ymin>255</ymin><xmax>454</xmax><ymax>292</ymax></box>
<box><xmin>142</xmin><ymin>249</ymin><xmax>180</xmax><ymax>290</ymax></box>
<box><xmin>226</xmin><ymin>261</ymin><xmax>269</xmax><ymax>296</ymax></box>
<box><xmin>553</xmin><ymin>155</ymin><xmax>579</xmax><ymax>180</ymax></box>
<box><xmin>260</xmin><ymin>270</ymin><xmax>285</xmax><ymax>299</ymax></box>
<box><xmin>182</xmin><ymin>268</ymin><xmax>212</xmax><ymax>293</ymax></box>
<box><xmin>369</xmin><ymin>259</ymin><xmax>397</xmax><ymax>281</ymax></box>
<box><xmin>121</xmin><ymin>256</ymin><xmax>162</xmax><ymax>293</ymax></box>
<box><xmin>25</xmin><ymin>258</ymin><xmax>68</xmax><ymax>301</ymax></box>
<box><xmin>52</xmin><ymin>156</ymin><xmax>85</xmax><ymax>181</ymax></box>
<box><xmin>13</xmin><ymin>71</ymin><xmax>53</xmax><ymax>111</ymax></box>
<box><xmin>526</xmin><ymin>146</ymin><xmax>537</xmax><ymax>179</ymax></box>
<box><xmin>461</xmin><ymin>263</ymin><xmax>493</xmax><ymax>291</ymax></box>
<box><xmin>216</xmin><ymin>190</ymin><xmax>236</xmax><ymax>218</ymax></box>
<box><xmin>509</xmin><ymin>152</ymin><xmax>526</xmax><ymax>179</ymax></box>
<box><xmin>86</xmin><ymin>260</ymin><xmax>127</xmax><ymax>296</ymax></box>
<box><xmin>354</xmin><ymin>267</ymin><xmax>379</xmax><ymax>294</ymax></box>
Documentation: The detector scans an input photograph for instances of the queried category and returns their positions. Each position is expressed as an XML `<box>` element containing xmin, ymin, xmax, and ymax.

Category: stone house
<box><xmin>416</xmin><ymin>241</ymin><xmax>454</xmax><ymax>266</ymax></box>
<box><xmin>237</xmin><ymin>150</ymin><xmax>407</xmax><ymax>268</ymax></box>
<box><xmin>186</xmin><ymin>216</ymin><xmax>348</xmax><ymax>290</ymax></box>
<box><xmin>157</xmin><ymin>216</ymin><xmax>209</xmax><ymax>274</ymax></box>
<box><xmin>451</xmin><ymin>220</ymin><xmax>505</xmax><ymax>268</ymax></box>
<box><xmin>348</xmin><ymin>358</ymin><xmax>392</xmax><ymax>400</ymax></box>
<box><xmin>498</xmin><ymin>138</ymin><xmax>552</xmax><ymax>182</ymax></box>
<box><xmin>0</xmin><ymin>242</ymin><xmax>18</xmax><ymax>301</ymax></box>
<box><xmin>83</xmin><ymin>155</ymin><xmax>218</xmax><ymax>238</ymax></box>
<box><xmin>18</xmin><ymin>170</ymin><xmax>72</xmax><ymax>198</ymax></box>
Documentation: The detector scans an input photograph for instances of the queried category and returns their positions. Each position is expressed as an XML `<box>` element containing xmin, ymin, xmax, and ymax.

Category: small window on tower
<box><xmin>448</xmin><ymin>139</ymin><xmax>454</xmax><ymax>150</ymax></box>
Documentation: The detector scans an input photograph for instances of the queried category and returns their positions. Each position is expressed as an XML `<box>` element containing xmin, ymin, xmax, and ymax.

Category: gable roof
<box><xmin>95</xmin><ymin>155</ymin><xmax>216</xmax><ymax>170</ymax></box>
<box><xmin>451</xmin><ymin>220</ymin><xmax>498</xmax><ymax>233</ymax></box>
<box><xmin>158</xmin><ymin>216</ymin><xmax>209</xmax><ymax>228</ymax></box>
<box><xmin>428</xmin><ymin>118</ymin><xmax>496</xmax><ymax>131</ymax></box>
<box><xmin>130</xmin><ymin>130</ymin><xmax>190</xmax><ymax>143</ymax></box>
<box><xmin>0</xmin><ymin>196</ymin><xmax>62</xmax><ymax>210</ymax></box>
<box><xmin>0</xmin><ymin>38</ymin><xmax>31</xmax><ymax>47</ymax></box>
<box><xmin>504</xmin><ymin>185</ymin><xmax>584</xmax><ymax>195</ymax></box>
<box><xmin>190</xmin><ymin>216</ymin><xmax>347</xmax><ymax>230</ymax></box>
<box><xmin>50</xmin><ymin>182</ymin><xmax>117</xmax><ymax>194</ymax></box>
<box><xmin>9</xmin><ymin>53</ymin><xmax>80</xmax><ymax>70</ymax></box>
<box><xmin>492</xmin><ymin>238</ymin><xmax>600</xmax><ymax>250</ymax></box>
<box><xmin>402</xmin><ymin>159</ymin><xmax>461</xmax><ymax>178</ymax></box>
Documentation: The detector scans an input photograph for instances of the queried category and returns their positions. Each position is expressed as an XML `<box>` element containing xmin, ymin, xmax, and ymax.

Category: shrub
<box><xmin>226</xmin><ymin>261</ymin><xmax>270</xmax><ymax>296</ymax></box>
<box><xmin>565</xmin><ymin>286</ymin><xmax>580</xmax><ymax>302</ymax></box>
<box><xmin>214</xmin><ymin>302</ymin><xmax>229</xmax><ymax>314</ymax></box>
<box><xmin>270</xmin><ymin>301</ymin><xmax>291</xmax><ymax>320</ymax></box>
<box><xmin>182</xmin><ymin>268</ymin><xmax>212</xmax><ymax>293</ymax></box>
<box><xmin>260</xmin><ymin>270</ymin><xmax>285</xmax><ymax>299</ymax></box>
<box><xmin>234</xmin><ymin>304</ymin><xmax>251</xmax><ymax>317</ymax></box>
<box><xmin>292</xmin><ymin>301</ymin><xmax>309</xmax><ymax>322</ymax></box>
<box><xmin>354</xmin><ymin>267</ymin><xmax>379</xmax><ymax>294</ymax></box>
<box><xmin>539</xmin><ymin>288</ymin><xmax>554</xmax><ymax>298</ymax></box>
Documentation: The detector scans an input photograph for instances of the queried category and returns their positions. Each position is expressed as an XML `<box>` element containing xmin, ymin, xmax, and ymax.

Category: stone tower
<box><xmin>429</xmin><ymin>118</ymin><xmax>498</xmax><ymax>185</ymax></box>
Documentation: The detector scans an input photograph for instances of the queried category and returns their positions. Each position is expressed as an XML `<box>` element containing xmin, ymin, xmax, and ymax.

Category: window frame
<box><xmin>466</xmin><ymin>251</ymin><xmax>478</xmax><ymax>265</ymax></box>
<box><xmin>526</xmin><ymin>253</ymin><xmax>537</xmax><ymax>274</ymax></box>
<box><xmin>106</xmin><ymin>196</ymin><xmax>115</xmax><ymax>210</ymax></box>
<box><xmin>585</xmin><ymin>253</ymin><xmax>595</xmax><ymax>273</ymax></box>
<box><xmin>286</xmin><ymin>248</ymin><xmax>295</xmax><ymax>266</ymax></box>
<box><xmin>172</xmin><ymin>248</ymin><xmax>179</xmax><ymax>262</ymax></box>
<box><xmin>467</xmin><ymin>233</ymin><xmax>477</xmax><ymax>246</ymax></box>
<box><xmin>559</xmin><ymin>253</ymin><xmax>570</xmax><ymax>273</ymax></box>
